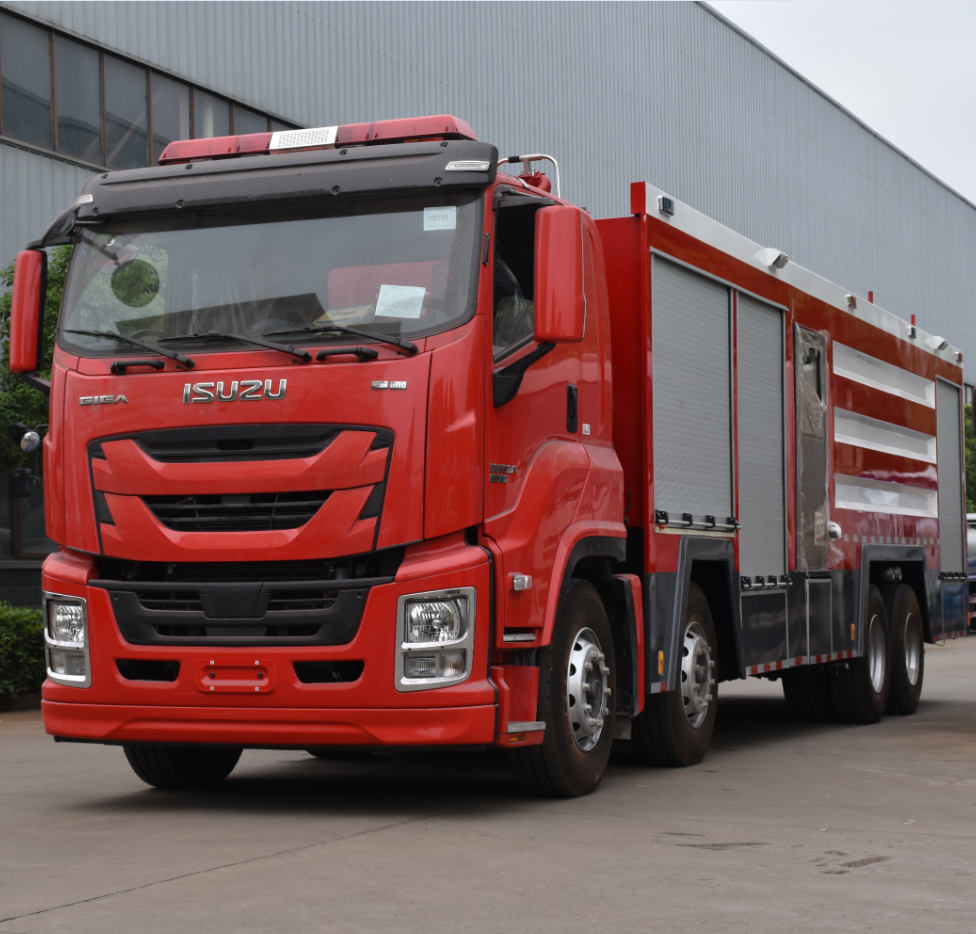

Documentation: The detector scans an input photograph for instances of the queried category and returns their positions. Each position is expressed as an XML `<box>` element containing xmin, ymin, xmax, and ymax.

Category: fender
<box><xmin>541</xmin><ymin>531</ymin><xmax>626</xmax><ymax>646</ymax></box>
<box><xmin>648</xmin><ymin>537</ymin><xmax>741</xmax><ymax>693</ymax></box>
<box><xmin>858</xmin><ymin>544</ymin><xmax>930</xmax><ymax>642</ymax></box>
<box><xmin>483</xmin><ymin>440</ymin><xmax>591</xmax><ymax>635</ymax></box>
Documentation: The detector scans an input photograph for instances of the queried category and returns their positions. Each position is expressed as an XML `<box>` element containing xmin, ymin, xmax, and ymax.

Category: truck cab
<box><xmin>10</xmin><ymin>116</ymin><xmax>631</xmax><ymax>796</ymax></box>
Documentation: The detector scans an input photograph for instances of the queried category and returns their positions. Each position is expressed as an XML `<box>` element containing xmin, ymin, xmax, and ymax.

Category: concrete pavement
<box><xmin>2</xmin><ymin>638</ymin><xmax>975</xmax><ymax>933</ymax></box>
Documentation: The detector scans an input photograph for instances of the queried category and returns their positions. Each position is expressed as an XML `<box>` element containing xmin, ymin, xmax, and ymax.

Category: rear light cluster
<box><xmin>158</xmin><ymin>114</ymin><xmax>477</xmax><ymax>165</ymax></box>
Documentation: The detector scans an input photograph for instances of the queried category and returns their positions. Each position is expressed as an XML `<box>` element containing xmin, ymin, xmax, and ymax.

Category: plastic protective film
<box><xmin>794</xmin><ymin>325</ymin><xmax>829</xmax><ymax>570</ymax></box>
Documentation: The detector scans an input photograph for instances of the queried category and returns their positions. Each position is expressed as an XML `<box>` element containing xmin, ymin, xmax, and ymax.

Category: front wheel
<box><xmin>124</xmin><ymin>744</ymin><xmax>242</xmax><ymax>789</ymax></box>
<box><xmin>631</xmin><ymin>582</ymin><xmax>718</xmax><ymax>766</ymax></box>
<box><xmin>508</xmin><ymin>579</ymin><xmax>616</xmax><ymax>797</ymax></box>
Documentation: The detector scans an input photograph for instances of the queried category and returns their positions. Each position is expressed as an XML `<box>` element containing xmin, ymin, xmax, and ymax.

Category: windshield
<box><xmin>59</xmin><ymin>191</ymin><xmax>484</xmax><ymax>355</ymax></box>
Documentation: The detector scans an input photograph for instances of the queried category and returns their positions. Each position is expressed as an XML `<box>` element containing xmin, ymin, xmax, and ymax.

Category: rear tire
<box><xmin>124</xmin><ymin>744</ymin><xmax>242</xmax><ymax>789</ymax></box>
<box><xmin>508</xmin><ymin>580</ymin><xmax>616</xmax><ymax>797</ymax></box>
<box><xmin>781</xmin><ymin>665</ymin><xmax>833</xmax><ymax>722</ymax></box>
<box><xmin>829</xmin><ymin>585</ymin><xmax>890</xmax><ymax>723</ymax></box>
<box><xmin>630</xmin><ymin>582</ymin><xmax>718</xmax><ymax>767</ymax></box>
<box><xmin>884</xmin><ymin>584</ymin><xmax>924</xmax><ymax>715</ymax></box>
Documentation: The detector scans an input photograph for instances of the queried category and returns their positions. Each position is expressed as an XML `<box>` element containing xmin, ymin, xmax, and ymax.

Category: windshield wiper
<box><xmin>266</xmin><ymin>322</ymin><xmax>418</xmax><ymax>357</ymax></box>
<box><xmin>64</xmin><ymin>330</ymin><xmax>195</xmax><ymax>369</ymax></box>
<box><xmin>159</xmin><ymin>330</ymin><xmax>311</xmax><ymax>363</ymax></box>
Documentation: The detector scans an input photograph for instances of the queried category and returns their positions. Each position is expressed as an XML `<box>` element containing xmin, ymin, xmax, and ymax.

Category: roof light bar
<box><xmin>158</xmin><ymin>114</ymin><xmax>477</xmax><ymax>165</ymax></box>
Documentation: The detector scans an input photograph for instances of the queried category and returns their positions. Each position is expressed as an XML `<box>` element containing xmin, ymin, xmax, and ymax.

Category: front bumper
<box><xmin>44</xmin><ymin>700</ymin><xmax>496</xmax><ymax>747</ymax></box>
<box><xmin>40</xmin><ymin>538</ymin><xmax>498</xmax><ymax>747</ymax></box>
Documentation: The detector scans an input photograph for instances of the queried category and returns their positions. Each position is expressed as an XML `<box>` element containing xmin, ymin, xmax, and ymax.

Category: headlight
<box><xmin>43</xmin><ymin>592</ymin><xmax>90</xmax><ymax>688</ymax></box>
<box><xmin>396</xmin><ymin>587</ymin><xmax>475</xmax><ymax>692</ymax></box>
<box><xmin>404</xmin><ymin>598</ymin><xmax>463</xmax><ymax>643</ymax></box>
<box><xmin>49</xmin><ymin>602</ymin><xmax>85</xmax><ymax>645</ymax></box>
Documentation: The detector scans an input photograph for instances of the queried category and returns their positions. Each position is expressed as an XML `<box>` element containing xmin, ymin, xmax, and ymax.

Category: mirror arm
<box><xmin>20</xmin><ymin>373</ymin><xmax>51</xmax><ymax>399</ymax></box>
<box><xmin>492</xmin><ymin>342</ymin><xmax>555</xmax><ymax>407</ymax></box>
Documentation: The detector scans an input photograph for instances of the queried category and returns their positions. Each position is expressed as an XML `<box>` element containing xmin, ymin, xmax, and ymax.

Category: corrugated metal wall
<box><xmin>0</xmin><ymin>143</ymin><xmax>91</xmax><ymax>275</ymax></box>
<box><xmin>2</xmin><ymin>0</ymin><xmax>975</xmax><ymax>380</ymax></box>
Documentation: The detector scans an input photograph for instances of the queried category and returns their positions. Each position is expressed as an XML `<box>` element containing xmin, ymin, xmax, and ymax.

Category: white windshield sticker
<box><xmin>424</xmin><ymin>206</ymin><xmax>456</xmax><ymax>231</ymax></box>
<box><xmin>374</xmin><ymin>284</ymin><xmax>426</xmax><ymax>319</ymax></box>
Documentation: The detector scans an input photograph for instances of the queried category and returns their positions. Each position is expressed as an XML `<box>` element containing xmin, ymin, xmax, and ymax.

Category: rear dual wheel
<box><xmin>828</xmin><ymin>585</ymin><xmax>890</xmax><ymax>723</ymax></box>
<box><xmin>884</xmin><ymin>583</ymin><xmax>924</xmax><ymax>715</ymax></box>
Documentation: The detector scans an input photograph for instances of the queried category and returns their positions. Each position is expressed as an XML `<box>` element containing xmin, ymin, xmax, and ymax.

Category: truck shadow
<box><xmin>77</xmin><ymin>690</ymin><xmax>951</xmax><ymax>815</ymax></box>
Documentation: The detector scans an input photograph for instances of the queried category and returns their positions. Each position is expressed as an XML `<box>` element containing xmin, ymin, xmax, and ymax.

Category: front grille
<box><xmin>143</xmin><ymin>491</ymin><xmax>331</xmax><ymax>532</ymax></box>
<box><xmin>136</xmin><ymin>591</ymin><xmax>204</xmax><ymax>612</ymax></box>
<box><xmin>92</xmin><ymin>550</ymin><xmax>404</xmax><ymax>647</ymax></box>
<box><xmin>134</xmin><ymin>587</ymin><xmax>339</xmax><ymax>614</ymax></box>
<box><xmin>90</xmin><ymin>424</ymin><xmax>393</xmax><ymax>464</ymax></box>
<box><xmin>132</xmin><ymin>425</ymin><xmax>340</xmax><ymax>463</ymax></box>
<box><xmin>267</xmin><ymin>588</ymin><xmax>338</xmax><ymax>612</ymax></box>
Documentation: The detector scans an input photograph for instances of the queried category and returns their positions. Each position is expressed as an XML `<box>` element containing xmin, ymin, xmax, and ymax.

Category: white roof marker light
<box><xmin>270</xmin><ymin>126</ymin><xmax>339</xmax><ymax>150</ymax></box>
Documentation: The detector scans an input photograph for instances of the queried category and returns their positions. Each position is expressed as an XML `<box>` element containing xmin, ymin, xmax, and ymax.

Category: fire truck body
<box><xmin>602</xmin><ymin>184</ymin><xmax>967</xmax><ymax>746</ymax></box>
<box><xmin>8</xmin><ymin>115</ymin><xmax>966</xmax><ymax>796</ymax></box>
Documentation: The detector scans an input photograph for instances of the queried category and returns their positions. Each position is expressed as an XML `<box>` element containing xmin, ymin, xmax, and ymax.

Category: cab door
<box><xmin>483</xmin><ymin>194</ymin><xmax>585</xmax><ymax>635</ymax></box>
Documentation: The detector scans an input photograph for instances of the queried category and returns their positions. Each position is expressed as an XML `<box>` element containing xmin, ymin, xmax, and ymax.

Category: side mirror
<box><xmin>534</xmin><ymin>206</ymin><xmax>585</xmax><ymax>343</ymax></box>
<box><xmin>9</xmin><ymin>250</ymin><xmax>47</xmax><ymax>373</ymax></box>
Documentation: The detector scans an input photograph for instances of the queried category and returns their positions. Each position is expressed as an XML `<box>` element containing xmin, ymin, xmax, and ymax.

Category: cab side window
<box><xmin>493</xmin><ymin>204</ymin><xmax>539</xmax><ymax>360</ymax></box>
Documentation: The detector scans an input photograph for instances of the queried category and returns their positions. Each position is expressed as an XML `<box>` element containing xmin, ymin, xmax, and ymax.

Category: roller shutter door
<box><xmin>652</xmin><ymin>257</ymin><xmax>732</xmax><ymax>518</ymax></box>
<box><xmin>736</xmin><ymin>295</ymin><xmax>785</xmax><ymax>578</ymax></box>
<box><xmin>936</xmin><ymin>380</ymin><xmax>964</xmax><ymax>572</ymax></box>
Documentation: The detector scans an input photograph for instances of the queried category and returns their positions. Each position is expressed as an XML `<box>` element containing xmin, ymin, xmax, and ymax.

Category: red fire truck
<box><xmin>8</xmin><ymin>115</ymin><xmax>968</xmax><ymax>797</ymax></box>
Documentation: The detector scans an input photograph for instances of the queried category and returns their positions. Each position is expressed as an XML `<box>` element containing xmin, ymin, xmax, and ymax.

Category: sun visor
<box><xmin>73</xmin><ymin>139</ymin><xmax>498</xmax><ymax>220</ymax></box>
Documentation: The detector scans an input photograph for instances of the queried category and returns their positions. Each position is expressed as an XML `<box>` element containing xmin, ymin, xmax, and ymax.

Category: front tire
<box><xmin>884</xmin><ymin>584</ymin><xmax>924</xmax><ymax>715</ymax></box>
<box><xmin>508</xmin><ymin>580</ymin><xmax>616</xmax><ymax>797</ymax></box>
<box><xmin>124</xmin><ymin>744</ymin><xmax>242</xmax><ymax>789</ymax></box>
<box><xmin>631</xmin><ymin>582</ymin><xmax>718</xmax><ymax>766</ymax></box>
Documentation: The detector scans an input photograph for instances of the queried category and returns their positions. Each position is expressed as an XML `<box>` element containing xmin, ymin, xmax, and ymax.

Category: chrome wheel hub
<box><xmin>904</xmin><ymin>613</ymin><xmax>921</xmax><ymax>686</ymax></box>
<box><xmin>680</xmin><ymin>621</ymin><xmax>715</xmax><ymax>729</ymax></box>
<box><xmin>867</xmin><ymin>612</ymin><xmax>886</xmax><ymax>694</ymax></box>
<box><xmin>566</xmin><ymin>627</ymin><xmax>610</xmax><ymax>751</ymax></box>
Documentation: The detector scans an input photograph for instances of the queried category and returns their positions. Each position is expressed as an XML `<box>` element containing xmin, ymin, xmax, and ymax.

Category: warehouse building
<box><xmin>0</xmin><ymin>0</ymin><xmax>974</xmax><ymax>592</ymax></box>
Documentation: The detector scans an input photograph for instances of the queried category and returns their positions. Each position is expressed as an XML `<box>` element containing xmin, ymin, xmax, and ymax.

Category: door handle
<box><xmin>567</xmin><ymin>384</ymin><xmax>578</xmax><ymax>433</ymax></box>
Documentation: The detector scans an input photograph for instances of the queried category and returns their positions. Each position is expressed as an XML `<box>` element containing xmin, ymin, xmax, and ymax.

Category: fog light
<box><xmin>49</xmin><ymin>602</ymin><xmax>85</xmax><ymax>645</ymax></box>
<box><xmin>405</xmin><ymin>656</ymin><xmax>437</xmax><ymax>678</ymax></box>
<box><xmin>49</xmin><ymin>650</ymin><xmax>87</xmax><ymax>677</ymax></box>
<box><xmin>404</xmin><ymin>598</ymin><xmax>464</xmax><ymax>643</ymax></box>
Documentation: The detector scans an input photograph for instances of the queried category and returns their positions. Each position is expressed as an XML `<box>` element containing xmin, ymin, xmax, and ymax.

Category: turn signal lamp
<box><xmin>159</xmin><ymin>114</ymin><xmax>478</xmax><ymax>164</ymax></box>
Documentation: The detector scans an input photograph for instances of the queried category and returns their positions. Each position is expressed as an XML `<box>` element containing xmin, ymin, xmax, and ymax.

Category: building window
<box><xmin>233</xmin><ymin>104</ymin><xmax>268</xmax><ymax>136</ymax></box>
<box><xmin>194</xmin><ymin>89</ymin><xmax>230</xmax><ymax>138</ymax></box>
<box><xmin>55</xmin><ymin>35</ymin><xmax>102</xmax><ymax>162</ymax></box>
<box><xmin>0</xmin><ymin>12</ymin><xmax>53</xmax><ymax>149</ymax></box>
<box><xmin>0</xmin><ymin>474</ymin><xmax>57</xmax><ymax>559</ymax></box>
<box><xmin>104</xmin><ymin>55</ymin><xmax>148</xmax><ymax>170</ymax></box>
<box><xmin>150</xmin><ymin>71</ymin><xmax>190</xmax><ymax>164</ymax></box>
<box><xmin>0</xmin><ymin>11</ymin><xmax>295</xmax><ymax>169</ymax></box>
